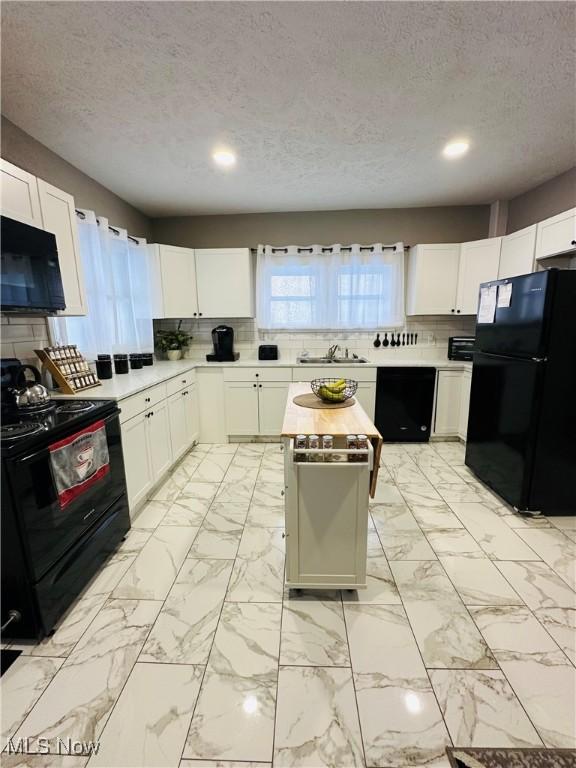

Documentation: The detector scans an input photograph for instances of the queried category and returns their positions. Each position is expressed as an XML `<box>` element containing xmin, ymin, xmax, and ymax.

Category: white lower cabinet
<box><xmin>224</xmin><ymin>382</ymin><xmax>260</xmax><ymax>435</ymax></box>
<box><xmin>354</xmin><ymin>383</ymin><xmax>376</xmax><ymax>420</ymax></box>
<box><xmin>121</xmin><ymin>375</ymin><xmax>200</xmax><ymax>514</ymax></box>
<box><xmin>185</xmin><ymin>384</ymin><xmax>200</xmax><ymax>445</ymax></box>
<box><xmin>168</xmin><ymin>390</ymin><xmax>189</xmax><ymax>462</ymax></box>
<box><xmin>433</xmin><ymin>370</ymin><xmax>463</xmax><ymax>437</ymax></box>
<box><xmin>258</xmin><ymin>382</ymin><xmax>291</xmax><ymax>434</ymax></box>
<box><xmin>458</xmin><ymin>369</ymin><xmax>472</xmax><ymax>441</ymax></box>
<box><xmin>223</xmin><ymin>368</ymin><xmax>292</xmax><ymax>436</ymax></box>
<box><xmin>147</xmin><ymin>399</ymin><xmax>173</xmax><ymax>479</ymax></box>
<box><xmin>121</xmin><ymin>412</ymin><xmax>153</xmax><ymax>514</ymax></box>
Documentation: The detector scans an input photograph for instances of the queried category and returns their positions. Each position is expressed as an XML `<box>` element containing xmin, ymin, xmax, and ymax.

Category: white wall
<box><xmin>1</xmin><ymin>316</ymin><xmax>50</xmax><ymax>364</ymax></box>
<box><xmin>153</xmin><ymin>315</ymin><xmax>476</xmax><ymax>362</ymax></box>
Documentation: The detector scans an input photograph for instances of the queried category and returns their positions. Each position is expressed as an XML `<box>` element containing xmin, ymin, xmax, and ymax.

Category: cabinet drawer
<box><xmin>118</xmin><ymin>383</ymin><xmax>167</xmax><ymax>423</ymax></box>
<box><xmin>223</xmin><ymin>366</ymin><xmax>291</xmax><ymax>382</ymax></box>
<box><xmin>166</xmin><ymin>370</ymin><xmax>196</xmax><ymax>397</ymax></box>
<box><xmin>292</xmin><ymin>366</ymin><xmax>376</xmax><ymax>383</ymax></box>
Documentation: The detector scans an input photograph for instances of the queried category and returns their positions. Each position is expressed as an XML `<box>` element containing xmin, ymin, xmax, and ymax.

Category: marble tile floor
<box><xmin>2</xmin><ymin>440</ymin><xmax>575</xmax><ymax>767</ymax></box>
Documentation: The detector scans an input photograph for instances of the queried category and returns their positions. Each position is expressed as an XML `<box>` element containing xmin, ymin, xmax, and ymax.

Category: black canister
<box><xmin>113</xmin><ymin>353</ymin><xmax>129</xmax><ymax>374</ymax></box>
<box><xmin>141</xmin><ymin>353</ymin><xmax>154</xmax><ymax>366</ymax></box>
<box><xmin>95</xmin><ymin>355</ymin><xmax>113</xmax><ymax>379</ymax></box>
<box><xmin>130</xmin><ymin>353</ymin><xmax>143</xmax><ymax>370</ymax></box>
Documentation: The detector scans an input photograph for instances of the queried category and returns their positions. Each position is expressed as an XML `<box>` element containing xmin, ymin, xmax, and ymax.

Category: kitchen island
<box><xmin>281</xmin><ymin>382</ymin><xmax>382</xmax><ymax>591</ymax></box>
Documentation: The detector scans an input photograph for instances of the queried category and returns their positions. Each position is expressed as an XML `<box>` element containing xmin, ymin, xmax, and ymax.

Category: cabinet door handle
<box><xmin>451</xmin><ymin>309</ymin><xmax>455</xmax><ymax>313</ymax></box>
<box><xmin>572</xmin><ymin>240</ymin><xmax>576</xmax><ymax>246</ymax></box>
<box><xmin>259</xmin><ymin>384</ymin><xmax>262</xmax><ymax>388</ymax></box>
<box><xmin>253</xmin><ymin>383</ymin><xmax>257</xmax><ymax>388</ymax></box>
<box><xmin>255</xmin><ymin>373</ymin><xmax>259</xmax><ymax>377</ymax></box>
<box><xmin>199</xmin><ymin>312</ymin><xmax>203</xmax><ymax>316</ymax></box>
<box><xmin>193</xmin><ymin>312</ymin><xmax>197</xmax><ymax>317</ymax></box>
<box><xmin>457</xmin><ymin>309</ymin><xmax>461</xmax><ymax>313</ymax></box>
<box><xmin>145</xmin><ymin>397</ymin><xmax>150</xmax><ymax>403</ymax></box>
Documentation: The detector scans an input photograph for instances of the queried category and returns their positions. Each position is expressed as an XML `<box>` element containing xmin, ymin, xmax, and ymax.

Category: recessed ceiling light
<box><xmin>442</xmin><ymin>140</ymin><xmax>470</xmax><ymax>159</ymax></box>
<box><xmin>212</xmin><ymin>149</ymin><xmax>237</xmax><ymax>168</ymax></box>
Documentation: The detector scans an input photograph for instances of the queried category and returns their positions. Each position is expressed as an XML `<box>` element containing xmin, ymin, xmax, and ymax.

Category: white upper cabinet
<box><xmin>0</xmin><ymin>158</ymin><xmax>42</xmax><ymax>227</ymax></box>
<box><xmin>155</xmin><ymin>244</ymin><xmax>199</xmax><ymax>318</ymax></box>
<box><xmin>456</xmin><ymin>237</ymin><xmax>502</xmax><ymax>314</ymax></box>
<box><xmin>152</xmin><ymin>245</ymin><xmax>254</xmax><ymax>319</ymax></box>
<box><xmin>498</xmin><ymin>224</ymin><xmax>537</xmax><ymax>279</ymax></box>
<box><xmin>406</xmin><ymin>244</ymin><xmax>461</xmax><ymax>315</ymax></box>
<box><xmin>407</xmin><ymin>238</ymin><xmax>501</xmax><ymax>316</ymax></box>
<box><xmin>37</xmin><ymin>180</ymin><xmax>87</xmax><ymax>316</ymax></box>
<box><xmin>1</xmin><ymin>160</ymin><xmax>87</xmax><ymax>316</ymax></box>
<box><xmin>195</xmin><ymin>248</ymin><xmax>254</xmax><ymax>318</ymax></box>
<box><xmin>535</xmin><ymin>207</ymin><xmax>576</xmax><ymax>260</ymax></box>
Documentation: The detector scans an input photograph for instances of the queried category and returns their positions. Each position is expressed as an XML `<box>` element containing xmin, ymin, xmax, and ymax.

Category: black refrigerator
<box><xmin>465</xmin><ymin>269</ymin><xmax>576</xmax><ymax>514</ymax></box>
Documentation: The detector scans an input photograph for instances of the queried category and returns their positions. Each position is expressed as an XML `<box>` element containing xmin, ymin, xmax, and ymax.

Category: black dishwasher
<box><xmin>375</xmin><ymin>367</ymin><xmax>436</xmax><ymax>442</ymax></box>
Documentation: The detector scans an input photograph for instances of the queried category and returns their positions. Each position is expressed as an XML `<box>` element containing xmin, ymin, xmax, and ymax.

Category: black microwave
<box><xmin>1</xmin><ymin>216</ymin><xmax>65</xmax><ymax>314</ymax></box>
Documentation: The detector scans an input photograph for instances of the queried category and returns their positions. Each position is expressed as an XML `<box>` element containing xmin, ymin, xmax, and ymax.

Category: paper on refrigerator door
<box><xmin>497</xmin><ymin>283</ymin><xmax>512</xmax><ymax>308</ymax></box>
<box><xmin>478</xmin><ymin>285</ymin><xmax>497</xmax><ymax>323</ymax></box>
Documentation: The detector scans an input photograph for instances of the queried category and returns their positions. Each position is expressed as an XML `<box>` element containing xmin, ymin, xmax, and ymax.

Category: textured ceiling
<box><xmin>1</xmin><ymin>1</ymin><xmax>575</xmax><ymax>216</ymax></box>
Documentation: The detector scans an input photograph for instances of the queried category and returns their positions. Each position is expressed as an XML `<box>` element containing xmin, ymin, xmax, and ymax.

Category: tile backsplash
<box><xmin>1</xmin><ymin>316</ymin><xmax>50</xmax><ymax>364</ymax></box>
<box><xmin>153</xmin><ymin>316</ymin><xmax>476</xmax><ymax>362</ymax></box>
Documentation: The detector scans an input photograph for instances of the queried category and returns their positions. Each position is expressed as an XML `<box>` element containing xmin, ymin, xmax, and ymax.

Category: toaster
<box><xmin>258</xmin><ymin>345</ymin><xmax>278</xmax><ymax>361</ymax></box>
<box><xmin>448</xmin><ymin>336</ymin><xmax>476</xmax><ymax>361</ymax></box>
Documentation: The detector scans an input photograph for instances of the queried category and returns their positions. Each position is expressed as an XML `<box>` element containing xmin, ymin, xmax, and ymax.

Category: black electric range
<box><xmin>1</xmin><ymin>397</ymin><xmax>130</xmax><ymax>640</ymax></box>
<box><xmin>1</xmin><ymin>398</ymin><xmax>111</xmax><ymax>452</ymax></box>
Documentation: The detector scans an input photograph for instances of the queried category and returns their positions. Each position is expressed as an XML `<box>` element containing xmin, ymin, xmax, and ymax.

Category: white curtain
<box><xmin>256</xmin><ymin>242</ymin><xmax>405</xmax><ymax>330</ymax></box>
<box><xmin>50</xmin><ymin>211</ymin><xmax>154</xmax><ymax>358</ymax></box>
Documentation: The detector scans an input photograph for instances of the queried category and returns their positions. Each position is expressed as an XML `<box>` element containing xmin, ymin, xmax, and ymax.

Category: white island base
<box><xmin>281</xmin><ymin>383</ymin><xmax>382</xmax><ymax>591</ymax></box>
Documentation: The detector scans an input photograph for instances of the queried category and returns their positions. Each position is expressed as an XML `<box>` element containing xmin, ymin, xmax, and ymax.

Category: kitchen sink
<box><xmin>297</xmin><ymin>356</ymin><xmax>369</xmax><ymax>364</ymax></box>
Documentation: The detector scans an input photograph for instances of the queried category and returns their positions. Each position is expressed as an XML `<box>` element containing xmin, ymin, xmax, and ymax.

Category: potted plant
<box><xmin>156</xmin><ymin>322</ymin><xmax>192</xmax><ymax>361</ymax></box>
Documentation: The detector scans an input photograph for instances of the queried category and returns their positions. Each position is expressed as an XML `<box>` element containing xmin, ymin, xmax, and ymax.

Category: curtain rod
<box><xmin>250</xmin><ymin>244</ymin><xmax>409</xmax><ymax>254</ymax></box>
<box><xmin>75</xmin><ymin>209</ymin><xmax>141</xmax><ymax>245</ymax></box>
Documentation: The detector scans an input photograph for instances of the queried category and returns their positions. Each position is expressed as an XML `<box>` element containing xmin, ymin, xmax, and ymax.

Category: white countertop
<box><xmin>51</xmin><ymin>357</ymin><xmax>472</xmax><ymax>402</ymax></box>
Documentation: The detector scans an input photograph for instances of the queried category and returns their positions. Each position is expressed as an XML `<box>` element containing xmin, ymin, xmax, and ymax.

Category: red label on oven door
<box><xmin>49</xmin><ymin>419</ymin><xmax>110</xmax><ymax>509</ymax></box>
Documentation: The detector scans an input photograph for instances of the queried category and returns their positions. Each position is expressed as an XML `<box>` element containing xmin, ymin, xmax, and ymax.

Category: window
<box><xmin>50</xmin><ymin>211</ymin><xmax>153</xmax><ymax>358</ymax></box>
<box><xmin>257</xmin><ymin>243</ymin><xmax>404</xmax><ymax>330</ymax></box>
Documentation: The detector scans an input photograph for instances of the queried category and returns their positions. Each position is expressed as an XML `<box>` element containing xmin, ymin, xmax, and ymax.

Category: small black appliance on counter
<box><xmin>258</xmin><ymin>344</ymin><xmax>278</xmax><ymax>361</ymax></box>
<box><xmin>448</xmin><ymin>336</ymin><xmax>476</xmax><ymax>361</ymax></box>
<box><xmin>207</xmin><ymin>325</ymin><xmax>239</xmax><ymax>362</ymax></box>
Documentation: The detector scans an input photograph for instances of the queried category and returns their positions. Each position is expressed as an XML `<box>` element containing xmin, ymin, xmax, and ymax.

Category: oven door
<box><xmin>4</xmin><ymin>410</ymin><xmax>127</xmax><ymax>581</ymax></box>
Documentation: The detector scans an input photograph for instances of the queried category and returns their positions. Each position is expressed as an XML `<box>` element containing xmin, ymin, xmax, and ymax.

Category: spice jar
<box><xmin>322</xmin><ymin>434</ymin><xmax>333</xmax><ymax>462</ymax></box>
<box><xmin>356</xmin><ymin>434</ymin><xmax>369</xmax><ymax>462</ymax></box>
<box><xmin>308</xmin><ymin>434</ymin><xmax>322</xmax><ymax>462</ymax></box>
<box><xmin>346</xmin><ymin>434</ymin><xmax>358</xmax><ymax>462</ymax></box>
<box><xmin>295</xmin><ymin>434</ymin><xmax>307</xmax><ymax>462</ymax></box>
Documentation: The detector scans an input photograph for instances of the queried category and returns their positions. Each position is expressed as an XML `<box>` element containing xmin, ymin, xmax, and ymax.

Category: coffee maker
<box><xmin>206</xmin><ymin>325</ymin><xmax>239</xmax><ymax>362</ymax></box>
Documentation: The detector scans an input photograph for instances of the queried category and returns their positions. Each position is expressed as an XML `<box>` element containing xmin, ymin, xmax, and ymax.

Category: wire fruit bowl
<box><xmin>311</xmin><ymin>378</ymin><xmax>358</xmax><ymax>403</ymax></box>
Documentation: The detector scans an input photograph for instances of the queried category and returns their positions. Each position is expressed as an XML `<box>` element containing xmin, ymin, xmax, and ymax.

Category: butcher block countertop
<box><xmin>281</xmin><ymin>383</ymin><xmax>382</xmax><ymax>438</ymax></box>
<box><xmin>282</xmin><ymin>383</ymin><xmax>382</xmax><ymax>496</ymax></box>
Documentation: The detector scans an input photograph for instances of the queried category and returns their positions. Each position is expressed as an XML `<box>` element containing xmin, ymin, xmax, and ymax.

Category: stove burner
<box><xmin>1</xmin><ymin>422</ymin><xmax>46</xmax><ymax>441</ymax></box>
<box><xmin>56</xmin><ymin>401</ymin><xmax>97</xmax><ymax>414</ymax></box>
<box><xmin>10</xmin><ymin>401</ymin><xmax>56</xmax><ymax>416</ymax></box>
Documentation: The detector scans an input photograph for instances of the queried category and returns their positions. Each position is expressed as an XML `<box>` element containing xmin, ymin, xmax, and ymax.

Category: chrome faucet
<box><xmin>326</xmin><ymin>344</ymin><xmax>340</xmax><ymax>360</ymax></box>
